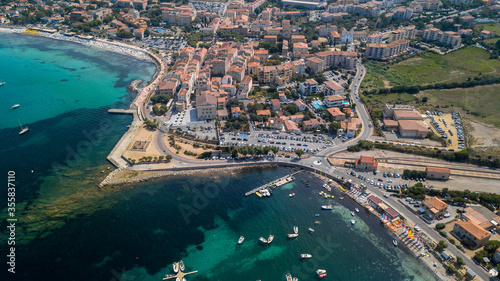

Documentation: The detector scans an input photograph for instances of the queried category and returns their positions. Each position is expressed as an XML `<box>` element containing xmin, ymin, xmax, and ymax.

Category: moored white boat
<box><xmin>238</xmin><ymin>236</ymin><xmax>245</xmax><ymax>245</ymax></box>
<box><xmin>355</xmin><ymin>208</ymin><xmax>360</xmax><ymax>213</ymax></box>
<box><xmin>393</xmin><ymin>240</ymin><xmax>398</xmax><ymax>246</ymax></box>
<box><xmin>179</xmin><ymin>260</ymin><xmax>185</xmax><ymax>271</ymax></box>
<box><xmin>351</xmin><ymin>211</ymin><xmax>355</xmax><ymax>216</ymax></box>
<box><xmin>18</xmin><ymin>120</ymin><xmax>29</xmax><ymax>135</ymax></box>
<box><xmin>316</xmin><ymin>269</ymin><xmax>327</xmax><ymax>278</ymax></box>
<box><xmin>308</xmin><ymin>228</ymin><xmax>314</xmax><ymax>233</ymax></box>
<box><xmin>293</xmin><ymin>226</ymin><xmax>298</xmax><ymax>234</ymax></box>
<box><xmin>0</xmin><ymin>82</ymin><xmax>5</xmax><ymax>86</ymax></box>
<box><xmin>267</xmin><ymin>235</ymin><xmax>274</xmax><ymax>244</ymax></box>
<box><xmin>11</xmin><ymin>104</ymin><xmax>20</xmax><ymax>109</ymax></box>
<box><xmin>286</xmin><ymin>273</ymin><xmax>292</xmax><ymax>281</ymax></box>
<box><xmin>173</xmin><ymin>262</ymin><xmax>179</xmax><ymax>273</ymax></box>
<box><xmin>300</xmin><ymin>254</ymin><xmax>312</xmax><ymax>259</ymax></box>
<box><xmin>292</xmin><ymin>278</ymin><xmax>298</xmax><ymax>281</ymax></box>
<box><xmin>289</xmin><ymin>193</ymin><xmax>295</xmax><ymax>197</ymax></box>
<box><xmin>351</xmin><ymin>219</ymin><xmax>356</xmax><ymax>225</ymax></box>
<box><xmin>321</xmin><ymin>205</ymin><xmax>333</xmax><ymax>210</ymax></box>
<box><xmin>287</xmin><ymin>233</ymin><xmax>298</xmax><ymax>238</ymax></box>
<box><xmin>259</xmin><ymin>237</ymin><xmax>268</xmax><ymax>244</ymax></box>
<box><xmin>175</xmin><ymin>278</ymin><xmax>180</xmax><ymax>281</ymax></box>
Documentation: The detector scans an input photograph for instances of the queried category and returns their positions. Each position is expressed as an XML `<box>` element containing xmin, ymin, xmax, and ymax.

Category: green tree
<box><xmin>435</xmin><ymin>223</ymin><xmax>445</xmax><ymax>230</ymax></box>
<box><xmin>436</xmin><ymin>240</ymin><xmax>448</xmax><ymax>252</ymax></box>
<box><xmin>456</xmin><ymin>256</ymin><xmax>464</xmax><ymax>267</ymax></box>
<box><xmin>329</xmin><ymin>122</ymin><xmax>341</xmax><ymax>132</ymax></box>
<box><xmin>446</xmin><ymin>265</ymin><xmax>456</xmax><ymax>274</ymax></box>
<box><xmin>144</xmin><ymin>119</ymin><xmax>157</xmax><ymax>130</ymax></box>
<box><xmin>270</xmin><ymin>147</ymin><xmax>279</xmax><ymax>154</ymax></box>
<box><xmin>295</xmin><ymin>149</ymin><xmax>304</xmax><ymax>158</ymax></box>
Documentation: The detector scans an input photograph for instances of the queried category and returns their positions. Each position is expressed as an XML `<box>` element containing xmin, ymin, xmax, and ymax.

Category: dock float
<box><xmin>245</xmin><ymin>171</ymin><xmax>301</xmax><ymax>196</ymax></box>
<box><xmin>163</xmin><ymin>270</ymin><xmax>198</xmax><ymax>280</ymax></box>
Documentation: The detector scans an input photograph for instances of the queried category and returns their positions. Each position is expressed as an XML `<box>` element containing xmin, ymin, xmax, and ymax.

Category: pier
<box><xmin>108</xmin><ymin>108</ymin><xmax>136</xmax><ymax>114</ymax></box>
<box><xmin>245</xmin><ymin>171</ymin><xmax>301</xmax><ymax>196</ymax></box>
<box><xmin>163</xmin><ymin>270</ymin><xmax>198</xmax><ymax>280</ymax></box>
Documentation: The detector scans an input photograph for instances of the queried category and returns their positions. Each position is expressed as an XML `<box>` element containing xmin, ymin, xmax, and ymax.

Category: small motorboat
<box><xmin>287</xmin><ymin>233</ymin><xmax>298</xmax><ymax>238</ymax></box>
<box><xmin>289</xmin><ymin>193</ymin><xmax>295</xmax><ymax>197</ymax></box>
<box><xmin>314</xmin><ymin>221</ymin><xmax>321</xmax><ymax>224</ymax></box>
<box><xmin>11</xmin><ymin>104</ymin><xmax>20</xmax><ymax>109</ymax></box>
<box><xmin>340</xmin><ymin>197</ymin><xmax>344</xmax><ymax>200</ymax></box>
<box><xmin>267</xmin><ymin>235</ymin><xmax>274</xmax><ymax>244</ymax></box>
<box><xmin>179</xmin><ymin>260</ymin><xmax>185</xmax><ymax>271</ymax></box>
<box><xmin>259</xmin><ymin>237</ymin><xmax>268</xmax><ymax>244</ymax></box>
<box><xmin>292</xmin><ymin>278</ymin><xmax>298</xmax><ymax>281</ymax></box>
<box><xmin>175</xmin><ymin>278</ymin><xmax>180</xmax><ymax>281</ymax></box>
<box><xmin>238</xmin><ymin>236</ymin><xmax>245</xmax><ymax>245</ymax></box>
<box><xmin>308</xmin><ymin>228</ymin><xmax>315</xmax><ymax>233</ymax></box>
<box><xmin>351</xmin><ymin>211</ymin><xmax>355</xmax><ymax>216</ymax></box>
<box><xmin>286</xmin><ymin>273</ymin><xmax>292</xmax><ymax>281</ymax></box>
<box><xmin>301</xmin><ymin>254</ymin><xmax>312</xmax><ymax>259</ymax></box>
<box><xmin>256</xmin><ymin>191</ymin><xmax>262</xmax><ymax>197</ymax></box>
<box><xmin>315</xmin><ymin>214</ymin><xmax>320</xmax><ymax>217</ymax></box>
<box><xmin>355</xmin><ymin>208</ymin><xmax>360</xmax><ymax>213</ymax></box>
<box><xmin>321</xmin><ymin>205</ymin><xmax>333</xmax><ymax>210</ymax></box>
<box><xmin>173</xmin><ymin>262</ymin><xmax>179</xmax><ymax>273</ymax></box>
<box><xmin>293</xmin><ymin>226</ymin><xmax>298</xmax><ymax>234</ymax></box>
<box><xmin>351</xmin><ymin>220</ymin><xmax>356</xmax><ymax>225</ymax></box>
<box><xmin>317</xmin><ymin>269</ymin><xmax>327</xmax><ymax>278</ymax></box>
<box><xmin>393</xmin><ymin>240</ymin><xmax>398</xmax><ymax>246</ymax></box>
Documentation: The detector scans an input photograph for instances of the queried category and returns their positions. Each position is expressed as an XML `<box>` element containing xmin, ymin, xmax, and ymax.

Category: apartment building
<box><xmin>306</xmin><ymin>57</ymin><xmax>326</xmax><ymax>74</ymax></box>
<box><xmin>196</xmin><ymin>93</ymin><xmax>217</xmax><ymax>120</ymax></box>
<box><xmin>323</xmin><ymin>80</ymin><xmax>345</xmax><ymax>96</ymax></box>
<box><xmin>365</xmin><ymin>39</ymin><xmax>410</xmax><ymax>59</ymax></box>
<box><xmin>299</xmin><ymin>79</ymin><xmax>319</xmax><ymax>95</ymax></box>
<box><xmin>257</xmin><ymin>62</ymin><xmax>294</xmax><ymax>85</ymax></box>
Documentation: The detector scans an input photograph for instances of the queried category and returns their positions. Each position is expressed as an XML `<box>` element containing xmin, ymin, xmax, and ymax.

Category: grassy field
<box><xmin>419</xmin><ymin>84</ymin><xmax>500</xmax><ymax>127</ymax></box>
<box><xmin>477</xmin><ymin>23</ymin><xmax>500</xmax><ymax>35</ymax></box>
<box><xmin>361</xmin><ymin>92</ymin><xmax>419</xmax><ymax>109</ymax></box>
<box><xmin>361</xmin><ymin>46</ymin><xmax>500</xmax><ymax>90</ymax></box>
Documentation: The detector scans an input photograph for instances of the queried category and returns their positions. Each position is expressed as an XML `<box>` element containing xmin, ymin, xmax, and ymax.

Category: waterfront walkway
<box><xmin>244</xmin><ymin>171</ymin><xmax>301</xmax><ymax>196</ymax></box>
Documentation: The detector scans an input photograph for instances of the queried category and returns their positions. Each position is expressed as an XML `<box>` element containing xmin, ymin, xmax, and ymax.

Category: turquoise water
<box><xmin>0</xmin><ymin>33</ymin><xmax>437</xmax><ymax>281</ymax></box>
<box><xmin>0</xmin><ymin>32</ymin><xmax>155</xmax><ymax>129</ymax></box>
<box><xmin>312</xmin><ymin>101</ymin><xmax>325</xmax><ymax>109</ymax></box>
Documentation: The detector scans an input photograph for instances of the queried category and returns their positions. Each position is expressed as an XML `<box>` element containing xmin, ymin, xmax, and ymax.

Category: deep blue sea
<box><xmin>0</xmin><ymin>32</ymin><xmax>437</xmax><ymax>281</ymax></box>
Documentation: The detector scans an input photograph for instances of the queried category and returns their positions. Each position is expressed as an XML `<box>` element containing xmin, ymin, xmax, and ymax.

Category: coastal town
<box><xmin>2</xmin><ymin>0</ymin><xmax>500</xmax><ymax>280</ymax></box>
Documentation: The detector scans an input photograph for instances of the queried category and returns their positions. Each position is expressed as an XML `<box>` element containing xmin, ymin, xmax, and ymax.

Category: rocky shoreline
<box><xmin>100</xmin><ymin>164</ymin><xmax>282</xmax><ymax>188</ymax></box>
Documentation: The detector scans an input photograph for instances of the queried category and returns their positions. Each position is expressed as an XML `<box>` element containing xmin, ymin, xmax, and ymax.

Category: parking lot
<box><xmin>220</xmin><ymin>130</ymin><xmax>343</xmax><ymax>154</ymax></box>
<box><xmin>141</xmin><ymin>37</ymin><xmax>187</xmax><ymax>53</ymax></box>
<box><xmin>424</xmin><ymin>111</ymin><xmax>466</xmax><ymax>151</ymax></box>
<box><xmin>323</xmin><ymin>71</ymin><xmax>349</xmax><ymax>87</ymax></box>
<box><xmin>167</xmin><ymin>106</ymin><xmax>217</xmax><ymax>140</ymax></box>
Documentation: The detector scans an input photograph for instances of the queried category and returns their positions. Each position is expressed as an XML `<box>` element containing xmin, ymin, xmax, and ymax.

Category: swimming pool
<box><xmin>156</xmin><ymin>30</ymin><xmax>167</xmax><ymax>33</ymax></box>
<box><xmin>312</xmin><ymin>101</ymin><xmax>325</xmax><ymax>109</ymax></box>
<box><xmin>239</xmin><ymin>133</ymin><xmax>249</xmax><ymax>137</ymax></box>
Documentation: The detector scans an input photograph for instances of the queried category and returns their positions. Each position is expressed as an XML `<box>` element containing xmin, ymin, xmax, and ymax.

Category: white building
<box><xmin>299</xmin><ymin>79</ymin><xmax>320</xmax><ymax>95</ymax></box>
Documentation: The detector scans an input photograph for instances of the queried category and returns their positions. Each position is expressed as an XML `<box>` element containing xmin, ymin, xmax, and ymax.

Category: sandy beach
<box><xmin>0</xmin><ymin>27</ymin><xmax>151</xmax><ymax>61</ymax></box>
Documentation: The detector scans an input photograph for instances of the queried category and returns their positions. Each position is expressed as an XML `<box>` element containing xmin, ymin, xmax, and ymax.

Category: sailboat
<box><xmin>19</xmin><ymin>120</ymin><xmax>29</xmax><ymax>135</ymax></box>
